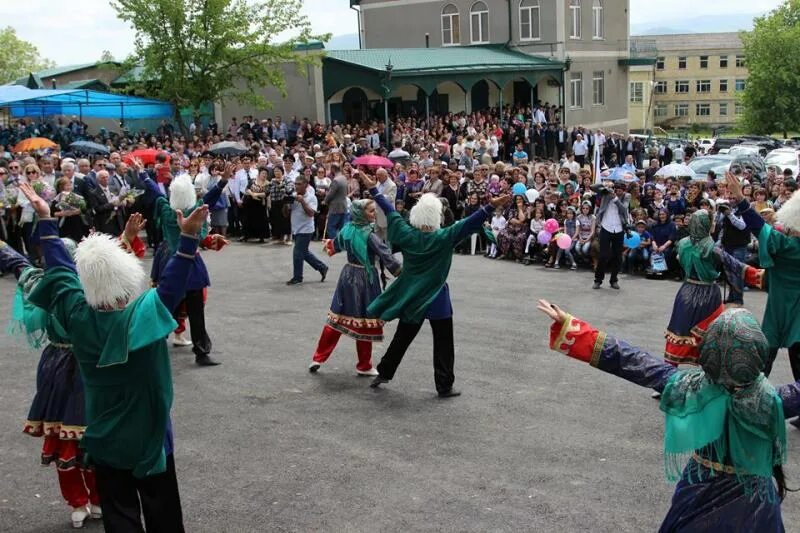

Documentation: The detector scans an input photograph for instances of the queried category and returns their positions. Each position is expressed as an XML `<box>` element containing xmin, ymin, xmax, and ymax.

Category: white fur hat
<box><xmin>409</xmin><ymin>193</ymin><xmax>443</xmax><ymax>231</ymax></box>
<box><xmin>169</xmin><ymin>175</ymin><xmax>198</xmax><ymax>211</ymax></box>
<box><xmin>75</xmin><ymin>233</ymin><xmax>147</xmax><ymax>309</ymax></box>
<box><xmin>777</xmin><ymin>190</ymin><xmax>800</xmax><ymax>232</ymax></box>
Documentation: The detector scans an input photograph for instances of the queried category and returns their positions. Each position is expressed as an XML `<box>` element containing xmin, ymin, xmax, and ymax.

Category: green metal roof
<box><xmin>325</xmin><ymin>46</ymin><xmax>563</xmax><ymax>76</ymax></box>
<box><xmin>59</xmin><ymin>79</ymin><xmax>109</xmax><ymax>90</ymax></box>
<box><xmin>14</xmin><ymin>62</ymin><xmax>121</xmax><ymax>86</ymax></box>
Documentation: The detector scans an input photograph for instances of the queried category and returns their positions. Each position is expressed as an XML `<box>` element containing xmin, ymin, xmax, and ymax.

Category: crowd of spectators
<box><xmin>0</xmin><ymin>106</ymin><xmax>791</xmax><ymax>286</ymax></box>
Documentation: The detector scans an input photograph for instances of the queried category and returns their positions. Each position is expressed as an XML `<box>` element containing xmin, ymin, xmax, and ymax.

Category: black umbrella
<box><xmin>209</xmin><ymin>141</ymin><xmax>248</xmax><ymax>156</ymax></box>
<box><xmin>69</xmin><ymin>140</ymin><xmax>110</xmax><ymax>155</ymax></box>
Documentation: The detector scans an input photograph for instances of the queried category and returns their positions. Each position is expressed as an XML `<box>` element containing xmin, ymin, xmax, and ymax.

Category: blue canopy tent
<box><xmin>0</xmin><ymin>86</ymin><xmax>172</xmax><ymax>120</ymax></box>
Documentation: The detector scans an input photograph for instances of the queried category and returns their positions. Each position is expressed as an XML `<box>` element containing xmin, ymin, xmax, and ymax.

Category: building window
<box><xmin>720</xmin><ymin>56</ymin><xmax>729</xmax><ymax>68</ymax></box>
<box><xmin>675</xmin><ymin>103</ymin><xmax>689</xmax><ymax>117</ymax></box>
<box><xmin>736</xmin><ymin>54</ymin><xmax>745</xmax><ymax>67</ymax></box>
<box><xmin>719</xmin><ymin>102</ymin><xmax>728</xmax><ymax>116</ymax></box>
<box><xmin>735</xmin><ymin>103</ymin><xmax>744</xmax><ymax>115</ymax></box>
<box><xmin>519</xmin><ymin>0</ymin><xmax>540</xmax><ymax>41</ymax></box>
<box><xmin>470</xmin><ymin>1</ymin><xmax>489</xmax><ymax>44</ymax></box>
<box><xmin>654</xmin><ymin>81</ymin><xmax>667</xmax><ymax>94</ymax></box>
<box><xmin>674</xmin><ymin>80</ymin><xmax>689</xmax><ymax>93</ymax></box>
<box><xmin>656</xmin><ymin>57</ymin><xmax>665</xmax><ymax>70</ymax></box>
<box><xmin>569</xmin><ymin>0</ymin><xmax>581</xmax><ymax>39</ymax></box>
<box><xmin>592</xmin><ymin>70</ymin><xmax>604</xmax><ymax>105</ymax></box>
<box><xmin>719</xmin><ymin>79</ymin><xmax>728</xmax><ymax>92</ymax></box>
<box><xmin>570</xmin><ymin>72</ymin><xmax>583</xmax><ymax>108</ymax></box>
<box><xmin>629</xmin><ymin>81</ymin><xmax>644</xmax><ymax>103</ymax></box>
<box><xmin>678</xmin><ymin>56</ymin><xmax>687</xmax><ymax>69</ymax></box>
<box><xmin>655</xmin><ymin>104</ymin><xmax>668</xmax><ymax>118</ymax></box>
<box><xmin>696</xmin><ymin>80</ymin><xmax>711</xmax><ymax>93</ymax></box>
<box><xmin>696</xmin><ymin>103</ymin><xmax>711</xmax><ymax>116</ymax></box>
<box><xmin>735</xmin><ymin>79</ymin><xmax>746</xmax><ymax>91</ymax></box>
<box><xmin>699</xmin><ymin>55</ymin><xmax>708</xmax><ymax>69</ymax></box>
<box><xmin>441</xmin><ymin>4</ymin><xmax>460</xmax><ymax>46</ymax></box>
<box><xmin>592</xmin><ymin>0</ymin><xmax>603</xmax><ymax>39</ymax></box>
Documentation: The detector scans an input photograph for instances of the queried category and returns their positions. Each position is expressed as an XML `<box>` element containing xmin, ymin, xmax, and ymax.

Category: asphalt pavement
<box><xmin>1</xmin><ymin>241</ymin><xmax>798</xmax><ymax>532</ymax></box>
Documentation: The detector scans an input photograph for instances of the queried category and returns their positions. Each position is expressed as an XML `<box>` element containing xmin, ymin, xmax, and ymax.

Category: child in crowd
<box><xmin>523</xmin><ymin>204</ymin><xmax>547</xmax><ymax>265</ymax></box>
<box><xmin>623</xmin><ymin>220</ymin><xmax>652</xmax><ymax>273</ymax></box>
<box><xmin>553</xmin><ymin>207</ymin><xmax>578</xmax><ymax>270</ymax></box>
<box><xmin>395</xmin><ymin>199</ymin><xmax>409</xmax><ymax>221</ymax></box>
<box><xmin>573</xmin><ymin>201</ymin><xmax>595</xmax><ymax>262</ymax></box>
<box><xmin>488</xmin><ymin>211</ymin><xmax>507</xmax><ymax>258</ymax></box>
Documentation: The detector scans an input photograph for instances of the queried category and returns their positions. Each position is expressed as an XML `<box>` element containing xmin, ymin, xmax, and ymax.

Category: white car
<box><xmin>764</xmin><ymin>148</ymin><xmax>800</xmax><ymax>177</ymax></box>
<box><xmin>697</xmin><ymin>138</ymin><xmax>714</xmax><ymax>154</ymax></box>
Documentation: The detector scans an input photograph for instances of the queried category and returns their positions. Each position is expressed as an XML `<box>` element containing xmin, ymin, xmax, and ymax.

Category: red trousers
<box><xmin>313</xmin><ymin>325</ymin><xmax>373</xmax><ymax>371</ymax></box>
<box><xmin>58</xmin><ymin>467</ymin><xmax>100</xmax><ymax>508</ymax></box>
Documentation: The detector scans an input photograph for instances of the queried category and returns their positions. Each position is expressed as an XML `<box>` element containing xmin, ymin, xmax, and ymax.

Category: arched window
<box><xmin>470</xmin><ymin>1</ymin><xmax>489</xmax><ymax>44</ymax></box>
<box><xmin>441</xmin><ymin>4</ymin><xmax>460</xmax><ymax>46</ymax></box>
<box><xmin>569</xmin><ymin>0</ymin><xmax>581</xmax><ymax>39</ymax></box>
<box><xmin>592</xmin><ymin>0</ymin><xmax>604</xmax><ymax>39</ymax></box>
<box><xmin>519</xmin><ymin>0</ymin><xmax>540</xmax><ymax>41</ymax></box>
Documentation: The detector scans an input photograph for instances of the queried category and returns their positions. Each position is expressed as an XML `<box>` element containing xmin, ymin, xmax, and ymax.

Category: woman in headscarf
<box><xmin>308</xmin><ymin>199</ymin><xmax>402</xmax><ymax>375</ymax></box>
<box><xmin>537</xmin><ymin>301</ymin><xmax>796</xmax><ymax>532</ymax></box>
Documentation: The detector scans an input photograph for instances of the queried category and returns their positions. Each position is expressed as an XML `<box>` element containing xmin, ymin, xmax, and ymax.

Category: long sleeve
<box><xmin>550</xmin><ymin>315</ymin><xmax>678</xmax><ymax>391</ymax></box>
<box><xmin>737</xmin><ymin>198</ymin><xmax>765</xmax><ymax>236</ymax></box>
<box><xmin>778</xmin><ymin>381</ymin><xmax>800</xmax><ymax>419</ymax></box>
<box><xmin>156</xmin><ymin>234</ymin><xmax>200</xmax><ymax>312</ymax></box>
<box><xmin>202</xmin><ymin>178</ymin><xmax>227</xmax><ymax>207</ymax></box>
<box><xmin>0</xmin><ymin>239</ymin><xmax>33</xmax><ymax>279</ymax></box>
<box><xmin>452</xmin><ymin>205</ymin><xmax>494</xmax><ymax>243</ymax></box>
<box><xmin>38</xmin><ymin>218</ymin><xmax>77</xmax><ymax>273</ymax></box>
<box><xmin>369</xmin><ymin>187</ymin><xmax>395</xmax><ymax>214</ymax></box>
<box><xmin>726</xmin><ymin>211</ymin><xmax>746</xmax><ymax>230</ymax></box>
<box><xmin>368</xmin><ymin>232</ymin><xmax>401</xmax><ymax>276</ymax></box>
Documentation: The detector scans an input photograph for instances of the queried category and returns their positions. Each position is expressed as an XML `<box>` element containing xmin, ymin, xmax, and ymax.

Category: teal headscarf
<box><xmin>660</xmin><ymin>309</ymin><xmax>786</xmax><ymax>501</ymax></box>
<box><xmin>335</xmin><ymin>199</ymin><xmax>375</xmax><ymax>282</ymax></box>
<box><xmin>677</xmin><ymin>209</ymin><xmax>718</xmax><ymax>282</ymax></box>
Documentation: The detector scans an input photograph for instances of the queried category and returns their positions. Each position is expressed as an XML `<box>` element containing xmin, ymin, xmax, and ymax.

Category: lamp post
<box><xmin>382</xmin><ymin>60</ymin><xmax>393</xmax><ymax>147</ymax></box>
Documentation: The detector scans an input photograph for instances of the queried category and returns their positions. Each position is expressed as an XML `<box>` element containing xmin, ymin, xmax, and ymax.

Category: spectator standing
<box><xmin>324</xmin><ymin>163</ymin><xmax>350</xmax><ymax>241</ymax></box>
<box><xmin>592</xmin><ymin>182</ymin><xmax>630</xmax><ymax>289</ymax></box>
<box><xmin>287</xmin><ymin>176</ymin><xmax>328</xmax><ymax>285</ymax></box>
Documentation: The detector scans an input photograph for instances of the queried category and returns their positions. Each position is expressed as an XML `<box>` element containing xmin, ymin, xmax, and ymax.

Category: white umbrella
<box><xmin>655</xmin><ymin>162</ymin><xmax>696</xmax><ymax>180</ymax></box>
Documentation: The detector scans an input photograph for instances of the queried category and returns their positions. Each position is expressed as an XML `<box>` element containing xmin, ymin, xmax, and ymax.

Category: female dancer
<box><xmin>538</xmin><ymin>301</ymin><xmax>793</xmax><ymax>531</ymax></box>
<box><xmin>309</xmin><ymin>199</ymin><xmax>401</xmax><ymax>375</ymax></box>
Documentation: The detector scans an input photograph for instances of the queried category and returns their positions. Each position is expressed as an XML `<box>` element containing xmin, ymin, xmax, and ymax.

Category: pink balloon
<box><xmin>556</xmin><ymin>233</ymin><xmax>572</xmax><ymax>250</ymax></box>
<box><xmin>537</xmin><ymin>231</ymin><xmax>552</xmax><ymax>245</ymax></box>
<box><xmin>544</xmin><ymin>218</ymin><xmax>559</xmax><ymax>234</ymax></box>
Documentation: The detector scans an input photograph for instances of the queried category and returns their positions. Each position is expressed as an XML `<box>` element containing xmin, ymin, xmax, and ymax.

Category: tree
<box><xmin>740</xmin><ymin>0</ymin><xmax>800</xmax><ymax>137</ymax></box>
<box><xmin>99</xmin><ymin>50</ymin><xmax>115</xmax><ymax>63</ymax></box>
<box><xmin>111</xmin><ymin>0</ymin><xmax>328</xmax><ymax>136</ymax></box>
<box><xmin>0</xmin><ymin>26</ymin><xmax>55</xmax><ymax>84</ymax></box>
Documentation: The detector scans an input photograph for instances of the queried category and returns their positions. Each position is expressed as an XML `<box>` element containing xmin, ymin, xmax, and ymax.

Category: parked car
<box><xmin>709</xmin><ymin>137</ymin><xmax>743</xmax><ymax>155</ymax></box>
<box><xmin>696</xmin><ymin>138</ymin><xmax>714</xmax><ymax>154</ymax></box>
<box><xmin>729</xmin><ymin>144</ymin><xmax>769</xmax><ymax>158</ymax></box>
<box><xmin>687</xmin><ymin>154</ymin><xmax>767</xmax><ymax>182</ymax></box>
<box><xmin>764</xmin><ymin>148</ymin><xmax>800</xmax><ymax>177</ymax></box>
<box><xmin>740</xmin><ymin>135</ymin><xmax>783</xmax><ymax>151</ymax></box>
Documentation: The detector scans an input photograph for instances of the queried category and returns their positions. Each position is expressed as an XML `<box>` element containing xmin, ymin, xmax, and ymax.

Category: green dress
<box><xmin>28</xmin><ymin>267</ymin><xmax>178</xmax><ymax>478</ymax></box>
<box><xmin>758</xmin><ymin>224</ymin><xmax>800</xmax><ymax>349</ymax></box>
<box><xmin>367</xmin><ymin>211</ymin><xmax>475</xmax><ymax>324</ymax></box>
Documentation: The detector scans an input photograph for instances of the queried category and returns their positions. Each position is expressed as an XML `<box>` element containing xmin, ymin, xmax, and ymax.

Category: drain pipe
<box><xmin>506</xmin><ymin>0</ymin><xmax>513</xmax><ymax>48</ymax></box>
<box><xmin>350</xmin><ymin>2</ymin><xmax>362</xmax><ymax>49</ymax></box>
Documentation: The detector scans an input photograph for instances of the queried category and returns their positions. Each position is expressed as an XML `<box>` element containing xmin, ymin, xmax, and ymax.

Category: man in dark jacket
<box><xmin>592</xmin><ymin>182</ymin><xmax>630</xmax><ymax>289</ymax></box>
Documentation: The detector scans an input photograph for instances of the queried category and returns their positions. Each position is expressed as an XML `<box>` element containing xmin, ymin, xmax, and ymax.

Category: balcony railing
<box><xmin>629</xmin><ymin>39</ymin><xmax>658</xmax><ymax>59</ymax></box>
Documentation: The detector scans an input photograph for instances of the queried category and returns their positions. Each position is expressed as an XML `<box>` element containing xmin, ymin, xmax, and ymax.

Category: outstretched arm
<box><xmin>202</xmin><ymin>164</ymin><xmax>232</xmax><ymax>207</ymax></box>
<box><xmin>778</xmin><ymin>382</ymin><xmax>800</xmax><ymax>419</ymax></box>
<box><xmin>0</xmin><ymin>239</ymin><xmax>33</xmax><ymax>279</ymax></box>
<box><xmin>155</xmin><ymin>206</ymin><xmax>209</xmax><ymax>312</ymax></box>
<box><xmin>451</xmin><ymin>194</ymin><xmax>511</xmax><ymax>243</ymax></box>
<box><xmin>537</xmin><ymin>300</ymin><xmax>677</xmax><ymax>391</ymax></box>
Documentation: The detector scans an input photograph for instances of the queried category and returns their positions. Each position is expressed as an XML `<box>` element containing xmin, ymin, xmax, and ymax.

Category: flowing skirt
<box><xmin>665</xmin><ymin>281</ymin><xmax>723</xmax><ymax>365</ymax></box>
<box><xmin>23</xmin><ymin>344</ymin><xmax>88</xmax><ymax>469</ymax></box>
<box><xmin>326</xmin><ymin>264</ymin><xmax>384</xmax><ymax>342</ymax></box>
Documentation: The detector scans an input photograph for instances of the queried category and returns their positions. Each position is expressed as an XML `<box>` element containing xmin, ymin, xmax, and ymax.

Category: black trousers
<box><xmin>595</xmin><ymin>228</ymin><xmax>624</xmax><ymax>284</ymax></box>
<box><xmin>764</xmin><ymin>343</ymin><xmax>800</xmax><ymax>380</ymax></box>
<box><xmin>376</xmin><ymin>318</ymin><xmax>455</xmax><ymax>393</ymax></box>
<box><xmin>94</xmin><ymin>454</ymin><xmax>185</xmax><ymax>533</ymax></box>
<box><xmin>575</xmin><ymin>154</ymin><xmax>586</xmax><ymax>167</ymax></box>
<box><xmin>184</xmin><ymin>289</ymin><xmax>211</xmax><ymax>357</ymax></box>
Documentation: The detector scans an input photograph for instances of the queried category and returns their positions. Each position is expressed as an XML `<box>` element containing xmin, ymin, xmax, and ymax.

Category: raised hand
<box><xmin>176</xmin><ymin>205</ymin><xmax>209</xmax><ymax>236</ymax></box>
<box><xmin>358</xmin><ymin>171</ymin><xmax>377</xmax><ymax>189</ymax></box>
<box><xmin>536</xmin><ymin>299</ymin><xmax>568</xmax><ymax>325</ymax></box>
<box><xmin>123</xmin><ymin>212</ymin><xmax>147</xmax><ymax>243</ymax></box>
<box><xmin>222</xmin><ymin>163</ymin><xmax>235</xmax><ymax>180</ymax></box>
<box><xmin>488</xmin><ymin>194</ymin><xmax>512</xmax><ymax>209</ymax></box>
<box><xmin>132</xmin><ymin>157</ymin><xmax>145</xmax><ymax>173</ymax></box>
<box><xmin>725</xmin><ymin>171</ymin><xmax>744</xmax><ymax>201</ymax></box>
<box><xmin>18</xmin><ymin>182</ymin><xmax>51</xmax><ymax>218</ymax></box>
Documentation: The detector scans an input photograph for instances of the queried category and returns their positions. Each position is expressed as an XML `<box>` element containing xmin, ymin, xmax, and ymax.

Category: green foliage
<box><xmin>0</xmin><ymin>26</ymin><xmax>55</xmax><ymax>84</ymax></box>
<box><xmin>99</xmin><ymin>50</ymin><xmax>115</xmax><ymax>63</ymax></box>
<box><xmin>111</xmin><ymin>0</ymin><xmax>329</xmax><ymax>131</ymax></box>
<box><xmin>740</xmin><ymin>0</ymin><xmax>800</xmax><ymax>136</ymax></box>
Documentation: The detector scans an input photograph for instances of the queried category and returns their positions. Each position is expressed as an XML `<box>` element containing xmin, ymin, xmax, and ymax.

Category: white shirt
<box><xmin>573</xmin><ymin>139</ymin><xmax>588</xmax><ymax>156</ymax></box>
<box><xmin>291</xmin><ymin>187</ymin><xmax>317</xmax><ymax>235</ymax></box>
<box><xmin>601</xmin><ymin>198</ymin><xmax>623</xmax><ymax>233</ymax></box>
<box><xmin>534</xmin><ymin>109</ymin><xmax>546</xmax><ymax>125</ymax></box>
<box><xmin>491</xmin><ymin>215</ymin><xmax>507</xmax><ymax>232</ymax></box>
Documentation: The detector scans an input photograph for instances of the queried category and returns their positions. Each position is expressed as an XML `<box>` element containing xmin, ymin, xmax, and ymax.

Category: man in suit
<box><xmin>61</xmin><ymin>160</ymin><xmax>90</xmax><ymax>199</ymax></box>
<box><xmin>323</xmin><ymin>163</ymin><xmax>350</xmax><ymax>241</ymax></box>
<box><xmin>591</xmin><ymin>182</ymin><xmax>631</xmax><ymax>290</ymax></box>
<box><xmin>373</xmin><ymin>167</ymin><xmax>396</xmax><ymax>243</ymax></box>
<box><xmin>658</xmin><ymin>143</ymin><xmax>674</xmax><ymax>166</ymax></box>
<box><xmin>106</xmin><ymin>163</ymin><xmax>127</xmax><ymax>195</ymax></box>
<box><xmin>88</xmin><ymin>170</ymin><xmax>124</xmax><ymax>236</ymax></box>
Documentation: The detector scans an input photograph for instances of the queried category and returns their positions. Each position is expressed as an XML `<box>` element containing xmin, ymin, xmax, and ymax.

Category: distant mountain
<box><xmin>632</xmin><ymin>13</ymin><xmax>761</xmax><ymax>35</ymax></box>
<box><xmin>326</xmin><ymin>33</ymin><xmax>360</xmax><ymax>50</ymax></box>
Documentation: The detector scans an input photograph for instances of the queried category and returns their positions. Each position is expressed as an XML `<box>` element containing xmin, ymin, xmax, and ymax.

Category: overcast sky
<box><xmin>1</xmin><ymin>0</ymin><xmax>785</xmax><ymax>65</ymax></box>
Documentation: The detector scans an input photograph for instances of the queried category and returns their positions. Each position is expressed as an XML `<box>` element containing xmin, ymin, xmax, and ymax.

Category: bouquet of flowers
<box><xmin>31</xmin><ymin>181</ymin><xmax>55</xmax><ymax>202</ymax></box>
<box><xmin>122</xmin><ymin>187</ymin><xmax>145</xmax><ymax>204</ymax></box>
<box><xmin>55</xmin><ymin>191</ymin><xmax>87</xmax><ymax>213</ymax></box>
<box><xmin>0</xmin><ymin>185</ymin><xmax>19</xmax><ymax>209</ymax></box>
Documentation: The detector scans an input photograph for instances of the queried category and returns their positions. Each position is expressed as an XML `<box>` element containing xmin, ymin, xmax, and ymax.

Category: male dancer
<box><xmin>20</xmin><ymin>182</ymin><xmax>207</xmax><ymax>532</ymax></box>
<box><xmin>359</xmin><ymin>172</ymin><xmax>509</xmax><ymax>397</ymax></box>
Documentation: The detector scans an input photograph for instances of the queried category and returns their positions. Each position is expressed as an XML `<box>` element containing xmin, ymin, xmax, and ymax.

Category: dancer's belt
<box><xmin>686</xmin><ymin>278</ymin><xmax>714</xmax><ymax>286</ymax></box>
<box><xmin>51</xmin><ymin>342</ymin><xmax>72</xmax><ymax>349</ymax></box>
<box><xmin>347</xmin><ymin>262</ymin><xmax>365</xmax><ymax>268</ymax></box>
<box><xmin>692</xmin><ymin>453</ymin><xmax>739</xmax><ymax>474</ymax></box>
